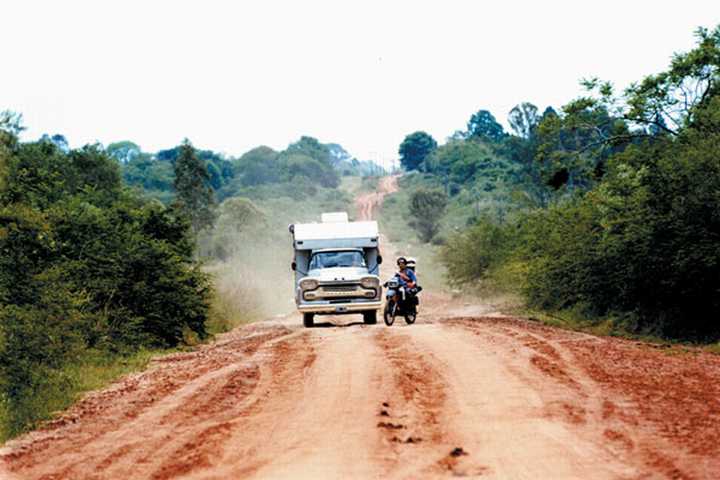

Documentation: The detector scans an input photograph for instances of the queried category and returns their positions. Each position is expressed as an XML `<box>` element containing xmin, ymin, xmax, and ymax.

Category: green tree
<box><xmin>282</xmin><ymin>153</ymin><xmax>340</xmax><ymax>188</ymax></box>
<box><xmin>286</xmin><ymin>136</ymin><xmax>333</xmax><ymax>164</ymax></box>
<box><xmin>0</xmin><ymin>142</ymin><xmax>122</xmax><ymax>208</ymax></box>
<box><xmin>0</xmin><ymin>112</ymin><xmax>24</xmax><ymax>192</ymax></box>
<box><xmin>173</xmin><ymin>139</ymin><xmax>216</xmax><ymax>233</ymax></box>
<box><xmin>466</xmin><ymin>110</ymin><xmax>506</xmax><ymax>142</ymax></box>
<box><xmin>425</xmin><ymin>139</ymin><xmax>504</xmax><ymax>191</ymax></box>
<box><xmin>0</xmin><ymin>135</ymin><xmax>212</xmax><ymax>437</ymax></box>
<box><xmin>107</xmin><ymin>141</ymin><xmax>142</xmax><ymax>164</ymax></box>
<box><xmin>517</xmin><ymin>25</ymin><xmax>720</xmax><ymax>339</ymax></box>
<box><xmin>399</xmin><ymin>131</ymin><xmax>437</xmax><ymax>171</ymax></box>
<box><xmin>408</xmin><ymin>189</ymin><xmax>448</xmax><ymax>242</ymax></box>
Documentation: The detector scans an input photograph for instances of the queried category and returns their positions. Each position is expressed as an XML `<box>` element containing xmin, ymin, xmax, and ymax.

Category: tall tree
<box><xmin>107</xmin><ymin>141</ymin><xmax>142</xmax><ymax>163</ymax></box>
<box><xmin>399</xmin><ymin>131</ymin><xmax>437</xmax><ymax>171</ymax></box>
<box><xmin>408</xmin><ymin>189</ymin><xmax>448</xmax><ymax>243</ymax></box>
<box><xmin>466</xmin><ymin>110</ymin><xmax>506</xmax><ymax>142</ymax></box>
<box><xmin>173</xmin><ymin>139</ymin><xmax>216</xmax><ymax>233</ymax></box>
<box><xmin>508</xmin><ymin>102</ymin><xmax>540</xmax><ymax>139</ymax></box>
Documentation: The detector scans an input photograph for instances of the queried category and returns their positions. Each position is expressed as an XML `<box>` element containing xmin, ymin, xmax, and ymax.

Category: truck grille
<box><xmin>322</xmin><ymin>285</ymin><xmax>357</xmax><ymax>292</ymax></box>
<box><xmin>303</xmin><ymin>283</ymin><xmax>376</xmax><ymax>300</ymax></box>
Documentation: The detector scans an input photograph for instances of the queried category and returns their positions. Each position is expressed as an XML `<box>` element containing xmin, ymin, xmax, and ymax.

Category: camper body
<box><xmin>290</xmin><ymin>212</ymin><xmax>382</xmax><ymax>327</ymax></box>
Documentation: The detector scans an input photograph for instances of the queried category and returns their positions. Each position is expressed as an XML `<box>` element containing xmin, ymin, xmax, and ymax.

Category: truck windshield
<box><xmin>309</xmin><ymin>251</ymin><xmax>366</xmax><ymax>269</ymax></box>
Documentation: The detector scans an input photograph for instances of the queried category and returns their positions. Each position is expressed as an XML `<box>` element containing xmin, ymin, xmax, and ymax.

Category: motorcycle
<box><xmin>383</xmin><ymin>276</ymin><xmax>421</xmax><ymax>326</ymax></box>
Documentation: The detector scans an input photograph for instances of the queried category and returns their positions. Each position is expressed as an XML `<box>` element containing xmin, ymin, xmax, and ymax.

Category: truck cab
<box><xmin>289</xmin><ymin>212</ymin><xmax>383</xmax><ymax>327</ymax></box>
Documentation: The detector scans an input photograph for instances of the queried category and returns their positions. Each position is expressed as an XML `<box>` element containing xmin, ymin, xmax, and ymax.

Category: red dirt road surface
<box><xmin>2</xmin><ymin>177</ymin><xmax>719</xmax><ymax>479</ymax></box>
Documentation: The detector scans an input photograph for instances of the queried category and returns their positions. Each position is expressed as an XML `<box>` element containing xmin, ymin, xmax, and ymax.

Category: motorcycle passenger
<box><xmin>406</xmin><ymin>257</ymin><xmax>417</xmax><ymax>273</ymax></box>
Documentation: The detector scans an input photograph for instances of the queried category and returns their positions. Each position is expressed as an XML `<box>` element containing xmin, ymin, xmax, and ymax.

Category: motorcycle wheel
<box><xmin>383</xmin><ymin>301</ymin><xmax>395</xmax><ymax>326</ymax></box>
<box><xmin>404</xmin><ymin>312</ymin><xmax>416</xmax><ymax>324</ymax></box>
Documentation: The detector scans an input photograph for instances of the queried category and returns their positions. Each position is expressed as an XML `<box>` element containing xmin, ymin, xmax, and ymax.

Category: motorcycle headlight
<box><xmin>360</xmin><ymin>276</ymin><xmax>379</xmax><ymax>289</ymax></box>
<box><xmin>299</xmin><ymin>278</ymin><xmax>319</xmax><ymax>290</ymax></box>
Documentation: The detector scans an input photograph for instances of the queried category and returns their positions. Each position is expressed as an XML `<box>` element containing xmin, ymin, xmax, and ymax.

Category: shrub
<box><xmin>408</xmin><ymin>189</ymin><xmax>448</xmax><ymax>242</ymax></box>
<box><xmin>0</xmin><ymin>138</ymin><xmax>211</xmax><ymax>438</ymax></box>
<box><xmin>441</xmin><ymin>217</ymin><xmax>515</xmax><ymax>286</ymax></box>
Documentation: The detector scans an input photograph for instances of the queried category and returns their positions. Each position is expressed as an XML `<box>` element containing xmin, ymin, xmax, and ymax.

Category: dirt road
<box><xmin>2</xmin><ymin>177</ymin><xmax>720</xmax><ymax>479</ymax></box>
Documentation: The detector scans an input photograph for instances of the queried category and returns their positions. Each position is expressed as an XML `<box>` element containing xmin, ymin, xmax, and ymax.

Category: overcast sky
<box><xmin>2</xmin><ymin>1</ymin><xmax>719</xmax><ymax>169</ymax></box>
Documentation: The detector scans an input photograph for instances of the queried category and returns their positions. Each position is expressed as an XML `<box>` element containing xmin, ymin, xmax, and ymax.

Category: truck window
<box><xmin>309</xmin><ymin>251</ymin><xmax>366</xmax><ymax>269</ymax></box>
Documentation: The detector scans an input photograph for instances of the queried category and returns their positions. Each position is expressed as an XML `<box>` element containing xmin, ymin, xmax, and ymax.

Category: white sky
<box><xmin>2</xmin><ymin>1</ymin><xmax>719</xmax><ymax>170</ymax></box>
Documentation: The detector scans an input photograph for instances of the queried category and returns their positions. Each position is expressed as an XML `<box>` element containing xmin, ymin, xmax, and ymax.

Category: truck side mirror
<box><xmin>377</xmin><ymin>255</ymin><xmax>383</xmax><ymax>265</ymax></box>
<box><xmin>291</xmin><ymin>261</ymin><xmax>297</xmax><ymax>271</ymax></box>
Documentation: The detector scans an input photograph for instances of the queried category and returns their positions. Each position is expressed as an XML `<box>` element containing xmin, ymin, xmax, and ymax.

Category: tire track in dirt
<box><xmin>209</xmin><ymin>325</ymin><xmax>386</xmax><ymax>480</ymax></box>
<box><xmin>147</xmin><ymin>329</ymin><xmax>316</xmax><ymax>480</ymax></box>
<box><xmin>0</xmin><ymin>325</ymin><xmax>299</xmax><ymax>480</ymax></box>
<box><xmin>448</xmin><ymin>316</ymin><xmax>720</xmax><ymax>479</ymax></box>
<box><xmin>416</xmin><ymin>319</ymin><xmax>643</xmax><ymax>479</ymax></box>
<box><xmin>372</xmin><ymin>329</ymin><xmax>459</xmax><ymax>478</ymax></box>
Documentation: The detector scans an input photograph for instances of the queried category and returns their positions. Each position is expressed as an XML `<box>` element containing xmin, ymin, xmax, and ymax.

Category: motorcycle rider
<box><xmin>386</xmin><ymin>256</ymin><xmax>420</xmax><ymax>309</ymax></box>
<box><xmin>395</xmin><ymin>256</ymin><xmax>417</xmax><ymax>289</ymax></box>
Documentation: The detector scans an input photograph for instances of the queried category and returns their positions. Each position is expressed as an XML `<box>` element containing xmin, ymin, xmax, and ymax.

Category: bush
<box><xmin>441</xmin><ymin>217</ymin><xmax>515</xmax><ymax>286</ymax></box>
<box><xmin>519</xmin><ymin>125</ymin><xmax>720</xmax><ymax>339</ymax></box>
<box><xmin>408</xmin><ymin>189</ymin><xmax>448</xmax><ymax>242</ymax></box>
<box><xmin>0</xmin><ymin>137</ymin><xmax>211</xmax><ymax>438</ymax></box>
<box><xmin>0</xmin><ymin>269</ymin><xmax>87</xmax><ymax>437</ymax></box>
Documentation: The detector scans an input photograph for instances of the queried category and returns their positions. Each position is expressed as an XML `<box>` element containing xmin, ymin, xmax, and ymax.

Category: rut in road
<box><xmin>2</xmin><ymin>175</ymin><xmax>720</xmax><ymax>479</ymax></box>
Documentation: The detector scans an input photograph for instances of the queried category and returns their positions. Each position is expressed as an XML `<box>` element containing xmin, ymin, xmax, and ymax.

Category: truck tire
<box><xmin>303</xmin><ymin>313</ymin><xmax>314</xmax><ymax>328</ymax></box>
<box><xmin>363</xmin><ymin>311</ymin><xmax>377</xmax><ymax>325</ymax></box>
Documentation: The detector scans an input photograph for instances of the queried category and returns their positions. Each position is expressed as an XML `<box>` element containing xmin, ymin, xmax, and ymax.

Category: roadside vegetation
<box><xmin>0</xmin><ymin>113</ymin><xmax>380</xmax><ymax>441</ymax></box>
<box><xmin>0</xmin><ymin>122</ymin><xmax>210</xmax><ymax>440</ymax></box>
<box><xmin>396</xmin><ymin>25</ymin><xmax>720</xmax><ymax>343</ymax></box>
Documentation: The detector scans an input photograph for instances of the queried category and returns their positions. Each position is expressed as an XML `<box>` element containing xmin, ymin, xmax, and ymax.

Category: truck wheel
<box><xmin>303</xmin><ymin>313</ymin><xmax>314</xmax><ymax>328</ymax></box>
<box><xmin>363</xmin><ymin>311</ymin><xmax>377</xmax><ymax>325</ymax></box>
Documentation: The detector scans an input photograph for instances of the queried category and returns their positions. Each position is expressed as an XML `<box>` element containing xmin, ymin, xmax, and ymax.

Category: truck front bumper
<box><xmin>297</xmin><ymin>301</ymin><xmax>383</xmax><ymax>314</ymax></box>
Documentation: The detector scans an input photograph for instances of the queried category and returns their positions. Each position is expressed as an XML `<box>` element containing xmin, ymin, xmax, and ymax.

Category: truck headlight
<box><xmin>300</xmin><ymin>278</ymin><xmax>319</xmax><ymax>290</ymax></box>
<box><xmin>360</xmin><ymin>276</ymin><xmax>379</xmax><ymax>289</ymax></box>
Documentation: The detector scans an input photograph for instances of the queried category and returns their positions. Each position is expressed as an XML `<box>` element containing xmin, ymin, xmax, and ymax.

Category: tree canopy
<box><xmin>466</xmin><ymin>109</ymin><xmax>506</xmax><ymax>142</ymax></box>
<box><xmin>173</xmin><ymin>139</ymin><xmax>216</xmax><ymax>233</ymax></box>
<box><xmin>399</xmin><ymin>131</ymin><xmax>437</xmax><ymax>171</ymax></box>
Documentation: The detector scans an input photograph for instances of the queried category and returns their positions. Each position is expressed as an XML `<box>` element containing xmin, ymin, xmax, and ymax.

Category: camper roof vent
<box><xmin>321</xmin><ymin>212</ymin><xmax>349</xmax><ymax>223</ymax></box>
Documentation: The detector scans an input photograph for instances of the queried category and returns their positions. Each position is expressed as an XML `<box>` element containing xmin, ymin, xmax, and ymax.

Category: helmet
<box><xmin>406</xmin><ymin>257</ymin><xmax>417</xmax><ymax>271</ymax></box>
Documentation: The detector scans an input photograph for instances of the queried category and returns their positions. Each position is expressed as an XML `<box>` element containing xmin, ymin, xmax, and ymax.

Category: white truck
<box><xmin>289</xmin><ymin>212</ymin><xmax>383</xmax><ymax>327</ymax></box>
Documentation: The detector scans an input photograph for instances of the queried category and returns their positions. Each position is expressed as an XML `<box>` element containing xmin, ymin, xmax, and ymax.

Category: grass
<box><xmin>513</xmin><ymin>306</ymin><xmax>720</xmax><ymax>355</ymax></box>
<box><xmin>0</xmin><ymin>347</ymin><xmax>166</xmax><ymax>442</ymax></box>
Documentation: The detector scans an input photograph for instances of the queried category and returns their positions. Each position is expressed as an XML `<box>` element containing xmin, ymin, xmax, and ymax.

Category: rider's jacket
<box><xmin>397</xmin><ymin>268</ymin><xmax>417</xmax><ymax>288</ymax></box>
